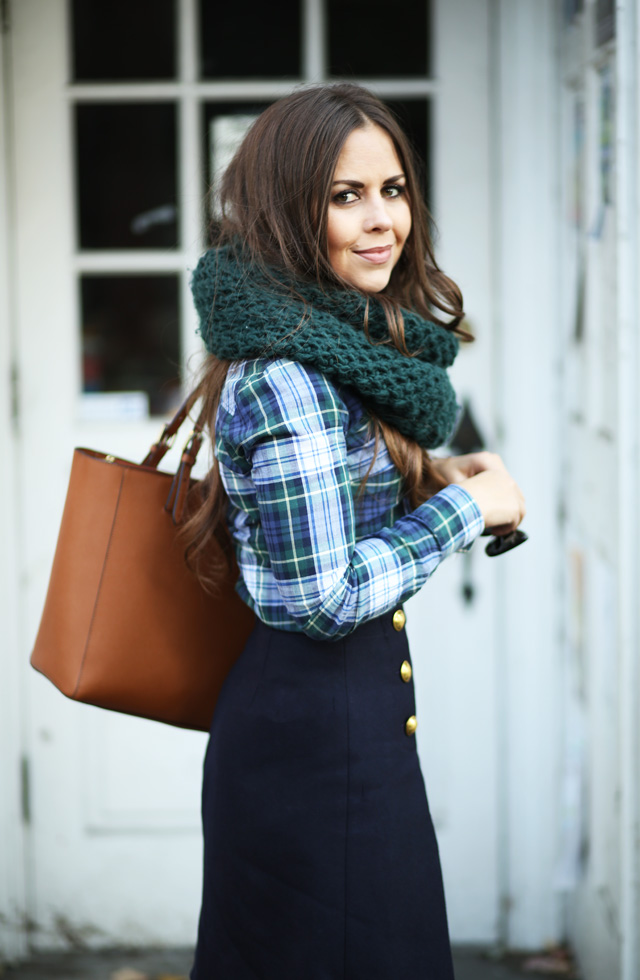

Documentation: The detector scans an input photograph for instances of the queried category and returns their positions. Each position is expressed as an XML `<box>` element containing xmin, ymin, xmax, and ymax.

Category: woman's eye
<box><xmin>383</xmin><ymin>184</ymin><xmax>405</xmax><ymax>198</ymax></box>
<box><xmin>333</xmin><ymin>189</ymin><xmax>358</xmax><ymax>204</ymax></box>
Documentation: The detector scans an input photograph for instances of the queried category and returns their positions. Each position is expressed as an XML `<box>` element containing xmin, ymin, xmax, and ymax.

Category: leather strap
<box><xmin>164</xmin><ymin>404</ymin><xmax>208</xmax><ymax>524</ymax></box>
<box><xmin>139</xmin><ymin>386</ymin><xmax>209</xmax><ymax>525</ymax></box>
<box><xmin>142</xmin><ymin>386</ymin><xmax>202</xmax><ymax>469</ymax></box>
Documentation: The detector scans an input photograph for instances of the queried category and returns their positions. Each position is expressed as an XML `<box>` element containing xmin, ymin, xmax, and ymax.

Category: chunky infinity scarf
<box><xmin>191</xmin><ymin>246</ymin><xmax>460</xmax><ymax>449</ymax></box>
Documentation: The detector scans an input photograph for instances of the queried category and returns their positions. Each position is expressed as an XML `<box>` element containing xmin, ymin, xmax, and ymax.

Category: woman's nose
<box><xmin>363</xmin><ymin>196</ymin><xmax>393</xmax><ymax>232</ymax></box>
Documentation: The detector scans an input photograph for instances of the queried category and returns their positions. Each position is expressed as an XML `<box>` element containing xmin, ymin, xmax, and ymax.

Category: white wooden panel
<box><xmin>493</xmin><ymin>0</ymin><xmax>563</xmax><ymax>949</ymax></box>
<box><xmin>81</xmin><ymin>713</ymin><xmax>205</xmax><ymax>833</ymax></box>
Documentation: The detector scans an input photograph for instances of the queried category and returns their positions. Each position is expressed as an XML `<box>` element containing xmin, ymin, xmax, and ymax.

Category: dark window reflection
<box><xmin>201</xmin><ymin>99</ymin><xmax>431</xmax><ymax>235</ymax></box>
<box><xmin>328</xmin><ymin>0</ymin><xmax>430</xmax><ymax>78</ymax></box>
<box><xmin>202</xmin><ymin>101</ymin><xmax>270</xmax><ymax>241</ymax></box>
<box><xmin>72</xmin><ymin>0</ymin><xmax>176</xmax><ymax>81</ymax></box>
<box><xmin>386</xmin><ymin>99</ymin><xmax>431</xmax><ymax>200</ymax></box>
<box><xmin>76</xmin><ymin>103</ymin><xmax>178</xmax><ymax>250</ymax></box>
<box><xmin>200</xmin><ymin>0</ymin><xmax>301</xmax><ymax>78</ymax></box>
<box><xmin>595</xmin><ymin>0</ymin><xmax>615</xmax><ymax>44</ymax></box>
<box><xmin>81</xmin><ymin>275</ymin><xmax>181</xmax><ymax>416</ymax></box>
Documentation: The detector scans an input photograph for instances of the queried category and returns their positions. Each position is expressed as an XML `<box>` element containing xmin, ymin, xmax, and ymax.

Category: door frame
<box><xmin>0</xmin><ymin>16</ymin><xmax>29</xmax><ymax>965</ymax></box>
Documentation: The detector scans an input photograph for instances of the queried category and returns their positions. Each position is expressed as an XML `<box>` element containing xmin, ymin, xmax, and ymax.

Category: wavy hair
<box><xmin>182</xmin><ymin>83</ymin><xmax>471</xmax><ymax>589</ymax></box>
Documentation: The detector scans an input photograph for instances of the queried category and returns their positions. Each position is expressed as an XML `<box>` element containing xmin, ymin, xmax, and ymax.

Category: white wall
<box><xmin>556</xmin><ymin>2</ymin><xmax>640</xmax><ymax>978</ymax></box>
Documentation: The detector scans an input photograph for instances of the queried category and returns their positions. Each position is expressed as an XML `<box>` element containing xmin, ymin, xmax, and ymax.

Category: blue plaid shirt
<box><xmin>216</xmin><ymin>358</ymin><xmax>484</xmax><ymax>640</ymax></box>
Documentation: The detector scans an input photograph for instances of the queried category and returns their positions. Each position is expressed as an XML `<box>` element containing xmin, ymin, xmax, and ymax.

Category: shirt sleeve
<box><xmin>225</xmin><ymin>360</ymin><xmax>484</xmax><ymax>640</ymax></box>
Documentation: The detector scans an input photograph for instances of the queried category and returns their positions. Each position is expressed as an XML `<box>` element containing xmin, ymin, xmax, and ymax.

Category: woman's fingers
<box><xmin>459</xmin><ymin>469</ymin><xmax>526</xmax><ymax>531</ymax></box>
<box><xmin>444</xmin><ymin>451</ymin><xmax>508</xmax><ymax>479</ymax></box>
<box><xmin>434</xmin><ymin>453</ymin><xmax>526</xmax><ymax>531</ymax></box>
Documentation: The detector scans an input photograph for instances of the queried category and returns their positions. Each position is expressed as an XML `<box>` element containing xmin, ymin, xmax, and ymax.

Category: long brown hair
<box><xmin>182</xmin><ymin>83</ymin><xmax>471</xmax><ymax>589</ymax></box>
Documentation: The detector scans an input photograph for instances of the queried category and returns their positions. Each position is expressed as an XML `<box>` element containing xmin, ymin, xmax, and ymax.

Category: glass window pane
<box><xmin>200</xmin><ymin>0</ymin><xmax>301</xmax><ymax>78</ymax></box>
<box><xmin>201</xmin><ymin>99</ymin><xmax>431</xmax><ymax>239</ymax></box>
<box><xmin>72</xmin><ymin>0</ymin><xmax>176</xmax><ymax>81</ymax></box>
<box><xmin>202</xmin><ymin>101</ymin><xmax>270</xmax><ymax>241</ymax></box>
<box><xmin>595</xmin><ymin>0</ymin><xmax>615</xmax><ymax>44</ymax></box>
<box><xmin>81</xmin><ymin>275</ymin><xmax>181</xmax><ymax>417</ymax></box>
<box><xmin>387</xmin><ymin>99</ymin><xmax>431</xmax><ymax>199</ymax></box>
<box><xmin>76</xmin><ymin>104</ymin><xmax>178</xmax><ymax>250</ymax></box>
<box><xmin>328</xmin><ymin>0</ymin><xmax>430</xmax><ymax>78</ymax></box>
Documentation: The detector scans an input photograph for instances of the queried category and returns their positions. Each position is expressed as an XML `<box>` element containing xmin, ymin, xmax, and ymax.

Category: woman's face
<box><xmin>327</xmin><ymin>124</ymin><xmax>412</xmax><ymax>292</ymax></box>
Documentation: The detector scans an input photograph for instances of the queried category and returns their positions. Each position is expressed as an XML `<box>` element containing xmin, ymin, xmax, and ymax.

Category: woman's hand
<box><xmin>433</xmin><ymin>452</ymin><xmax>526</xmax><ymax>534</ymax></box>
<box><xmin>431</xmin><ymin>451</ymin><xmax>498</xmax><ymax>485</ymax></box>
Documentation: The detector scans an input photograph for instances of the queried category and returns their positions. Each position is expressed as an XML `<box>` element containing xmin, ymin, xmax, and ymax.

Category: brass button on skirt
<box><xmin>400</xmin><ymin>660</ymin><xmax>412</xmax><ymax>683</ymax></box>
<box><xmin>392</xmin><ymin>608</ymin><xmax>406</xmax><ymax>631</ymax></box>
<box><xmin>405</xmin><ymin>714</ymin><xmax>418</xmax><ymax>736</ymax></box>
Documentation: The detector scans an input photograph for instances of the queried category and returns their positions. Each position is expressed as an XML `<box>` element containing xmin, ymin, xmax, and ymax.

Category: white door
<box><xmin>11</xmin><ymin>0</ymin><xmax>499</xmax><ymax>949</ymax></box>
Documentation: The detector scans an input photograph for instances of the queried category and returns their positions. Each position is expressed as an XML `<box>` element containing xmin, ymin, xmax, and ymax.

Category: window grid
<box><xmin>67</xmin><ymin>0</ymin><xmax>434</xmax><ymax>405</ymax></box>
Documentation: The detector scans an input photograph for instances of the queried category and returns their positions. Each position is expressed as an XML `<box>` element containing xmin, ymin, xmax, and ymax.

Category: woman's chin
<box><xmin>343</xmin><ymin>268</ymin><xmax>393</xmax><ymax>293</ymax></box>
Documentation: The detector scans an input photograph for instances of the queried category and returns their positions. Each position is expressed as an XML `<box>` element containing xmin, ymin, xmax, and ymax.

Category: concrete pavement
<box><xmin>1</xmin><ymin>945</ymin><xmax>580</xmax><ymax>979</ymax></box>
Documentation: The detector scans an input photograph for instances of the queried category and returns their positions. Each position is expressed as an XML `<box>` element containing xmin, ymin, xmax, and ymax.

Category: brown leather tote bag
<box><xmin>30</xmin><ymin>394</ymin><xmax>255</xmax><ymax>731</ymax></box>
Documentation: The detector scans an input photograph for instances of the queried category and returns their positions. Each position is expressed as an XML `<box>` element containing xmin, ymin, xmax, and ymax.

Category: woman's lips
<box><xmin>353</xmin><ymin>245</ymin><xmax>393</xmax><ymax>265</ymax></box>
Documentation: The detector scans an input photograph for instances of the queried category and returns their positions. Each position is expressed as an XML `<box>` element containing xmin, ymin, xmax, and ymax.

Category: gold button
<box><xmin>400</xmin><ymin>660</ymin><xmax>412</xmax><ymax>683</ymax></box>
<box><xmin>392</xmin><ymin>609</ymin><xmax>406</xmax><ymax>631</ymax></box>
<box><xmin>405</xmin><ymin>715</ymin><xmax>418</xmax><ymax>736</ymax></box>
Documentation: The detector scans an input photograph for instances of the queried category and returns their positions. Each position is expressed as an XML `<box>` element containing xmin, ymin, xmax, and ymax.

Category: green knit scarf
<box><xmin>191</xmin><ymin>246</ymin><xmax>460</xmax><ymax>449</ymax></box>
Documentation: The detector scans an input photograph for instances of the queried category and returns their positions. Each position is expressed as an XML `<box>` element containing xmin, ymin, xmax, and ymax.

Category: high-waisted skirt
<box><xmin>190</xmin><ymin>609</ymin><xmax>455</xmax><ymax>980</ymax></box>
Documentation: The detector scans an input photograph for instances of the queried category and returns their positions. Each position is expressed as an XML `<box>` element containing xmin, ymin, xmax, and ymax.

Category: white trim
<box><xmin>493</xmin><ymin>0</ymin><xmax>563</xmax><ymax>949</ymax></box>
<box><xmin>432</xmin><ymin>0</ymin><xmax>501</xmax><ymax>943</ymax></box>
<box><xmin>66</xmin><ymin>78</ymin><xmax>438</xmax><ymax>102</ymax></box>
<box><xmin>177</xmin><ymin>0</ymin><xmax>204</xmax><ymax>374</ymax></box>
<box><xmin>302</xmin><ymin>0</ymin><xmax>326</xmax><ymax>81</ymax></box>
<box><xmin>488</xmin><ymin>0</ymin><xmax>510</xmax><ymax>948</ymax></box>
<box><xmin>72</xmin><ymin>252</ymin><xmax>187</xmax><ymax>273</ymax></box>
<box><xmin>179</xmin><ymin>0</ymin><xmax>197</xmax><ymax>86</ymax></box>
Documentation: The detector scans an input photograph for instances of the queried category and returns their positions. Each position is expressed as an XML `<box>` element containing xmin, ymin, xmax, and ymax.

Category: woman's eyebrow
<box><xmin>332</xmin><ymin>173</ymin><xmax>406</xmax><ymax>186</ymax></box>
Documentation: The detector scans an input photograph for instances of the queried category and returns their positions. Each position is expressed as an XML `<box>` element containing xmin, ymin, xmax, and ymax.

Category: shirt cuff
<box><xmin>417</xmin><ymin>483</ymin><xmax>485</xmax><ymax>557</ymax></box>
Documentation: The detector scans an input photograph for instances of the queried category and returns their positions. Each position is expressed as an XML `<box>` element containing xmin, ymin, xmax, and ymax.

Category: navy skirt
<box><xmin>191</xmin><ymin>610</ymin><xmax>455</xmax><ymax>980</ymax></box>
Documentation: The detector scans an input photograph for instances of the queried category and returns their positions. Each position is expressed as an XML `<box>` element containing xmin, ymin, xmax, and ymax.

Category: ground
<box><xmin>0</xmin><ymin>945</ymin><xmax>580</xmax><ymax>979</ymax></box>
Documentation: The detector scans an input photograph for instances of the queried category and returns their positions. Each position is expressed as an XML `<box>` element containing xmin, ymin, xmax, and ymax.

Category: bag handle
<box><xmin>164</xmin><ymin>406</ymin><xmax>208</xmax><ymax>525</ymax></box>
<box><xmin>142</xmin><ymin>387</ymin><xmax>202</xmax><ymax>469</ymax></box>
<box><xmin>141</xmin><ymin>387</ymin><xmax>209</xmax><ymax>525</ymax></box>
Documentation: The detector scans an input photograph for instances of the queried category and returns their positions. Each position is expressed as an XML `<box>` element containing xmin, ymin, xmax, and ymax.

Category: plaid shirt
<box><xmin>216</xmin><ymin>358</ymin><xmax>484</xmax><ymax>640</ymax></box>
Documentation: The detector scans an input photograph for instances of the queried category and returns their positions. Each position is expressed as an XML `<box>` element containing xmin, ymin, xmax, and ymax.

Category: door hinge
<box><xmin>1</xmin><ymin>0</ymin><xmax>10</xmax><ymax>34</ymax></box>
<box><xmin>20</xmin><ymin>755</ymin><xmax>31</xmax><ymax>825</ymax></box>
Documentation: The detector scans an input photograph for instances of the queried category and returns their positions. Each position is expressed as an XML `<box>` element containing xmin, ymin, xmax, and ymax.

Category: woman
<box><xmin>187</xmin><ymin>83</ymin><xmax>525</xmax><ymax>979</ymax></box>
